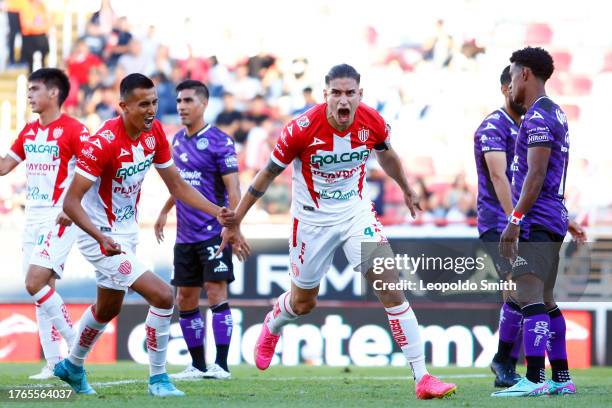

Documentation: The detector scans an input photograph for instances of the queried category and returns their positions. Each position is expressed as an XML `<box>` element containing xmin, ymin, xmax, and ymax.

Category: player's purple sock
<box><xmin>510</xmin><ymin>324</ymin><xmax>523</xmax><ymax>367</ymax></box>
<box><xmin>493</xmin><ymin>299</ymin><xmax>523</xmax><ymax>363</ymax></box>
<box><xmin>522</xmin><ymin>303</ymin><xmax>549</xmax><ymax>383</ymax></box>
<box><xmin>179</xmin><ymin>307</ymin><xmax>206</xmax><ymax>371</ymax></box>
<box><xmin>211</xmin><ymin>302</ymin><xmax>233</xmax><ymax>372</ymax></box>
<box><xmin>547</xmin><ymin>306</ymin><xmax>571</xmax><ymax>382</ymax></box>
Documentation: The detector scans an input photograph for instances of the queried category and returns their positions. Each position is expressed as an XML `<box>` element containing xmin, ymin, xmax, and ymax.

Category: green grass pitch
<box><xmin>0</xmin><ymin>362</ymin><xmax>611</xmax><ymax>407</ymax></box>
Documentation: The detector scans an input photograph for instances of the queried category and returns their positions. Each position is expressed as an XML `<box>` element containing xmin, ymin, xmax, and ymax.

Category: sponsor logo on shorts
<box><xmin>298</xmin><ymin>242</ymin><xmax>306</xmax><ymax>264</ymax></box>
<box><xmin>118</xmin><ymin>260</ymin><xmax>132</xmax><ymax>275</ymax></box>
<box><xmin>214</xmin><ymin>261</ymin><xmax>229</xmax><ymax>273</ymax></box>
<box><xmin>291</xmin><ymin>262</ymin><xmax>300</xmax><ymax>278</ymax></box>
<box><xmin>513</xmin><ymin>256</ymin><xmax>528</xmax><ymax>268</ymax></box>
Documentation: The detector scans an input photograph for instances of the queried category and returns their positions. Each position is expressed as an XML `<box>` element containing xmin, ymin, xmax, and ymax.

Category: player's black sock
<box><xmin>215</xmin><ymin>345</ymin><xmax>230</xmax><ymax>372</ymax></box>
<box><xmin>551</xmin><ymin>359</ymin><xmax>571</xmax><ymax>383</ymax></box>
<box><xmin>492</xmin><ymin>341</ymin><xmax>514</xmax><ymax>364</ymax></box>
<box><xmin>525</xmin><ymin>356</ymin><xmax>545</xmax><ymax>383</ymax></box>
<box><xmin>509</xmin><ymin>357</ymin><xmax>518</xmax><ymax>370</ymax></box>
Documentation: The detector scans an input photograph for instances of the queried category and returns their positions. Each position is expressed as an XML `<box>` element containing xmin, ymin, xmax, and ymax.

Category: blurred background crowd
<box><xmin>0</xmin><ymin>0</ymin><xmax>610</xmax><ymax>228</ymax></box>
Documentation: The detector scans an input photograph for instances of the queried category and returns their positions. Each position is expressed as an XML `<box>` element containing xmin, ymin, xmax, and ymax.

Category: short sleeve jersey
<box><xmin>271</xmin><ymin>103</ymin><xmax>391</xmax><ymax>226</ymax></box>
<box><xmin>473</xmin><ymin>108</ymin><xmax>519</xmax><ymax>235</ymax></box>
<box><xmin>9</xmin><ymin>114</ymin><xmax>90</xmax><ymax>222</ymax></box>
<box><xmin>75</xmin><ymin>116</ymin><xmax>173</xmax><ymax>235</ymax></box>
<box><xmin>511</xmin><ymin>96</ymin><xmax>569</xmax><ymax>237</ymax></box>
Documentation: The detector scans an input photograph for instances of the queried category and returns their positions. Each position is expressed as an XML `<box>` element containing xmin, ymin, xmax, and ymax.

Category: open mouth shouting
<box><xmin>337</xmin><ymin>107</ymin><xmax>351</xmax><ymax>124</ymax></box>
<box><xmin>143</xmin><ymin>116</ymin><xmax>155</xmax><ymax>129</ymax></box>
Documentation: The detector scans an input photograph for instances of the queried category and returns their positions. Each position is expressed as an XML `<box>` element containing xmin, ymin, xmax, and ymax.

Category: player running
<box><xmin>155</xmin><ymin>80</ymin><xmax>240</xmax><ymax>380</ymax></box>
<box><xmin>495</xmin><ymin>47</ymin><xmax>577</xmax><ymax>397</ymax></box>
<box><xmin>56</xmin><ymin>73</ymin><xmax>246</xmax><ymax>397</ymax></box>
<box><xmin>0</xmin><ymin>68</ymin><xmax>88</xmax><ymax>380</ymax></box>
<box><xmin>220</xmin><ymin>64</ymin><xmax>456</xmax><ymax>399</ymax></box>
<box><xmin>474</xmin><ymin>65</ymin><xmax>525</xmax><ymax>387</ymax></box>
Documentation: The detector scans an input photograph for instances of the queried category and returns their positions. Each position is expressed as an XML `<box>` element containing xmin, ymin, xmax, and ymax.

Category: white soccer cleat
<box><xmin>202</xmin><ymin>363</ymin><xmax>231</xmax><ymax>380</ymax></box>
<box><xmin>29</xmin><ymin>364</ymin><xmax>57</xmax><ymax>380</ymax></box>
<box><xmin>169</xmin><ymin>364</ymin><xmax>207</xmax><ymax>380</ymax></box>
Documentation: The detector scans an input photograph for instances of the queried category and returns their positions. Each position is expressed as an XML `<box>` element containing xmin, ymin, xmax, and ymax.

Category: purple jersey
<box><xmin>474</xmin><ymin>108</ymin><xmax>519</xmax><ymax>235</ymax></box>
<box><xmin>511</xmin><ymin>96</ymin><xmax>569</xmax><ymax>237</ymax></box>
<box><xmin>172</xmin><ymin>125</ymin><xmax>239</xmax><ymax>243</ymax></box>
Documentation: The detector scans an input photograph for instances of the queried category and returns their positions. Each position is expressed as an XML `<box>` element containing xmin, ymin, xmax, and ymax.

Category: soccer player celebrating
<box><xmin>56</xmin><ymin>73</ymin><xmax>246</xmax><ymax>396</ymax></box>
<box><xmin>495</xmin><ymin>47</ymin><xmax>575</xmax><ymax>397</ymax></box>
<box><xmin>220</xmin><ymin>64</ymin><xmax>456</xmax><ymax>399</ymax></box>
<box><xmin>0</xmin><ymin>68</ymin><xmax>88</xmax><ymax>379</ymax></box>
<box><xmin>474</xmin><ymin>66</ymin><xmax>525</xmax><ymax>387</ymax></box>
<box><xmin>154</xmin><ymin>80</ymin><xmax>240</xmax><ymax>380</ymax></box>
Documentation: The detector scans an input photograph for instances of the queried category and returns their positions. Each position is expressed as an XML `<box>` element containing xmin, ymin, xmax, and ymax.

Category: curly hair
<box><xmin>509</xmin><ymin>46</ymin><xmax>554</xmax><ymax>81</ymax></box>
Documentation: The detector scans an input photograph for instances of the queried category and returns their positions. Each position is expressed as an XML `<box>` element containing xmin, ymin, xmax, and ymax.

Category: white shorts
<box><xmin>78</xmin><ymin>233</ymin><xmax>148</xmax><ymax>292</ymax></box>
<box><xmin>289</xmin><ymin>206</ymin><xmax>394</xmax><ymax>289</ymax></box>
<box><xmin>23</xmin><ymin>221</ymin><xmax>80</xmax><ymax>278</ymax></box>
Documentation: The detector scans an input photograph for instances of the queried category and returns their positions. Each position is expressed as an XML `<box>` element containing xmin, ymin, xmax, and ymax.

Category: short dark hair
<box><xmin>509</xmin><ymin>46</ymin><xmax>554</xmax><ymax>81</ymax></box>
<box><xmin>119</xmin><ymin>73</ymin><xmax>155</xmax><ymax>99</ymax></box>
<box><xmin>325</xmin><ymin>64</ymin><xmax>360</xmax><ymax>86</ymax></box>
<box><xmin>28</xmin><ymin>68</ymin><xmax>70</xmax><ymax>107</ymax></box>
<box><xmin>176</xmin><ymin>79</ymin><xmax>209</xmax><ymax>100</ymax></box>
<box><xmin>500</xmin><ymin>65</ymin><xmax>511</xmax><ymax>85</ymax></box>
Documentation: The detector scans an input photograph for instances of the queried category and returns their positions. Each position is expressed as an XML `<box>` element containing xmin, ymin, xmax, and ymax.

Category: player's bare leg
<box><xmin>205</xmin><ymin>281</ymin><xmax>233</xmax><ymax>378</ymax></box>
<box><xmin>254</xmin><ymin>283</ymin><xmax>318</xmax><ymax>370</ymax></box>
<box><xmin>365</xmin><ymin>266</ymin><xmax>456</xmax><ymax>399</ymax></box>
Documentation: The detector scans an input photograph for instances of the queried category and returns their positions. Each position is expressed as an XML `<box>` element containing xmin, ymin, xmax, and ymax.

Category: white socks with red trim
<box><xmin>68</xmin><ymin>305</ymin><xmax>107</xmax><ymax>367</ymax></box>
<box><xmin>32</xmin><ymin>286</ymin><xmax>76</xmax><ymax>349</ymax></box>
<box><xmin>35</xmin><ymin>305</ymin><xmax>61</xmax><ymax>366</ymax></box>
<box><xmin>266</xmin><ymin>291</ymin><xmax>298</xmax><ymax>335</ymax></box>
<box><xmin>145</xmin><ymin>306</ymin><xmax>173</xmax><ymax>376</ymax></box>
<box><xmin>385</xmin><ymin>301</ymin><xmax>428</xmax><ymax>382</ymax></box>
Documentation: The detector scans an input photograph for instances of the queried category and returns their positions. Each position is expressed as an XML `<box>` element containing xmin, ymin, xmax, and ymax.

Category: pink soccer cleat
<box><xmin>415</xmin><ymin>374</ymin><xmax>457</xmax><ymax>399</ymax></box>
<box><xmin>254</xmin><ymin>312</ymin><xmax>281</xmax><ymax>370</ymax></box>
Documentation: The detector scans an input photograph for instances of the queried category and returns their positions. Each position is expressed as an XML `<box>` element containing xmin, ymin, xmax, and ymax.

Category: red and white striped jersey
<box><xmin>271</xmin><ymin>103</ymin><xmax>390</xmax><ymax>226</ymax></box>
<box><xmin>9</xmin><ymin>114</ymin><xmax>89</xmax><ymax>222</ymax></box>
<box><xmin>75</xmin><ymin>116</ymin><xmax>173</xmax><ymax>235</ymax></box>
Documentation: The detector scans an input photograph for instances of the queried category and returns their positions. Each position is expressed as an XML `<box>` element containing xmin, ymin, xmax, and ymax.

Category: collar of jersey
<box><xmin>186</xmin><ymin>124</ymin><xmax>211</xmax><ymax>139</ymax></box>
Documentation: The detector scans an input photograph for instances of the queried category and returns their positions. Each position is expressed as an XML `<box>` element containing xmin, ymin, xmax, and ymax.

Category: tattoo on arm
<box><xmin>248</xmin><ymin>186</ymin><xmax>265</xmax><ymax>198</ymax></box>
<box><xmin>265</xmin><ymin>160</ymin><xmax>285</xmax><ymax>176</ymax></box>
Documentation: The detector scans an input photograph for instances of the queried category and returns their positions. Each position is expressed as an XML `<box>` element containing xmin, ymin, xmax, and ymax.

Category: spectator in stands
<box><xmin>225</xmin><ymin>63</ymin><xmax>262</xmax><ymax>111</ymax></box>
<box><xmin>177</xmin><ymin>48</ymin><xmax>210</xmax><ymax>83</ymax></box>
<box><xmin>292</xmin><ymin>86</ymin><xmax>317</xmax><ymax>115</ymax></box>
<box><xmin>105</xmin><ymin>16</ymin><xmax>132</xmax><ymax>68</ymax></box>
<box><xmin>89</xmin><ymin>0</ymin><xmax>116</xmax><ymax>36</ymax></box>
<box><xmin>208</xmin><ymin>55</ymin><xmax>230</xmax><ymax>97</ymax></box>
<box><xmin>216</xmin><ymin>112</ymin><xmax>241</xmax><ymax>142</ymax></box>
<box><xmin>80</xmin><ymin>21</ymin><xmax>106</xmax><ymax>58</ymax></box>
<box><xmin>151</xmin><ymin>72</ymin><xmax>178</xmax><ymax>121</ymax></box>
<box><xmin>422</xmin><ymin>19</ymin><xmax>454</xmax><ymax>68</ymax></box>
<box><xmin>78</xmin><ymin>66</ymin><xmax>103</xmax><ymax>115</ymax></box>
<box><xmin>19</xmin><ymin>0</ymin><xmax>50</xmax><ymax>72</ymax></box>
<box><xmin>66</xmin><ymin>39</ymin><xmax>104</xmax><ymax>87</ymax></box>
<box><xmin>152</xmin><ymin>45</ymin><xmax>173</xmax><ymax>77</ymax></box>
<box><xmin>5</xmin><ymin>0</ymin><xmax>25</xmax><ymax>67</ymax></box>
<box><xmin>116</xmin><ymin>38</ymin><xmax>148</xmax><ymax>76</ymax></box>
<box><xmin>444</xmin><ymin>173</ymin><xmax>476</xmax><ymax>221</ymax></box>
<box><xmin>216</xmin><ymin>92</ymin><xmax>243</xmax><ymax>128</ymax></box>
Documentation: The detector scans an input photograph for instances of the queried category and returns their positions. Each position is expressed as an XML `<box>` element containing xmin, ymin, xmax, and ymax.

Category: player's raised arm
<box><xmin>484</xmin><ymin>152</ymin><xmax>514</xmax><ymax>216</ymax></box>
<box><xmin>63</xmin><ymin>173</ymin><xmax>121</xmax><ymax>255</ymax></box>
<box><xmin>375</xmin><ymin>146</ymin><xmax>422</xmax><ymax>218</ymax></box>
<box><xmin>0</xmin><ymin>155</ymin><xmax>19</xmax><ymax>176</ymax></box>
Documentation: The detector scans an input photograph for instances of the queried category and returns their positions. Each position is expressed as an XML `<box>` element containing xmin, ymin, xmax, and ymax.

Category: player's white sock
<box><xmin>68</xmin><ymin>305</ymin><xmax>107</xmax><ymax>367</ymax></box>
<box><xmin>32</xmin><ymin>286</ymin><xmax>76</xmax><ymax>347</ymax></box>
<box><xmin>145</xmin><ymin>306</ymin><xmax>173</xmax><ymax>376</ymax></box>
<box><xmin>266</xmin><ymin>291</ymin><xmax>297</xmax><ymax>335</ymax></box>
<box><xmin>35</xmin><ymin>305</ymin><xmax>61</xmax><ymax>366</ymax></box>
<box><xmin>385</xmin><ymin>302</ymin><xmax>428</xmax><ymax>382</ymax></box>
